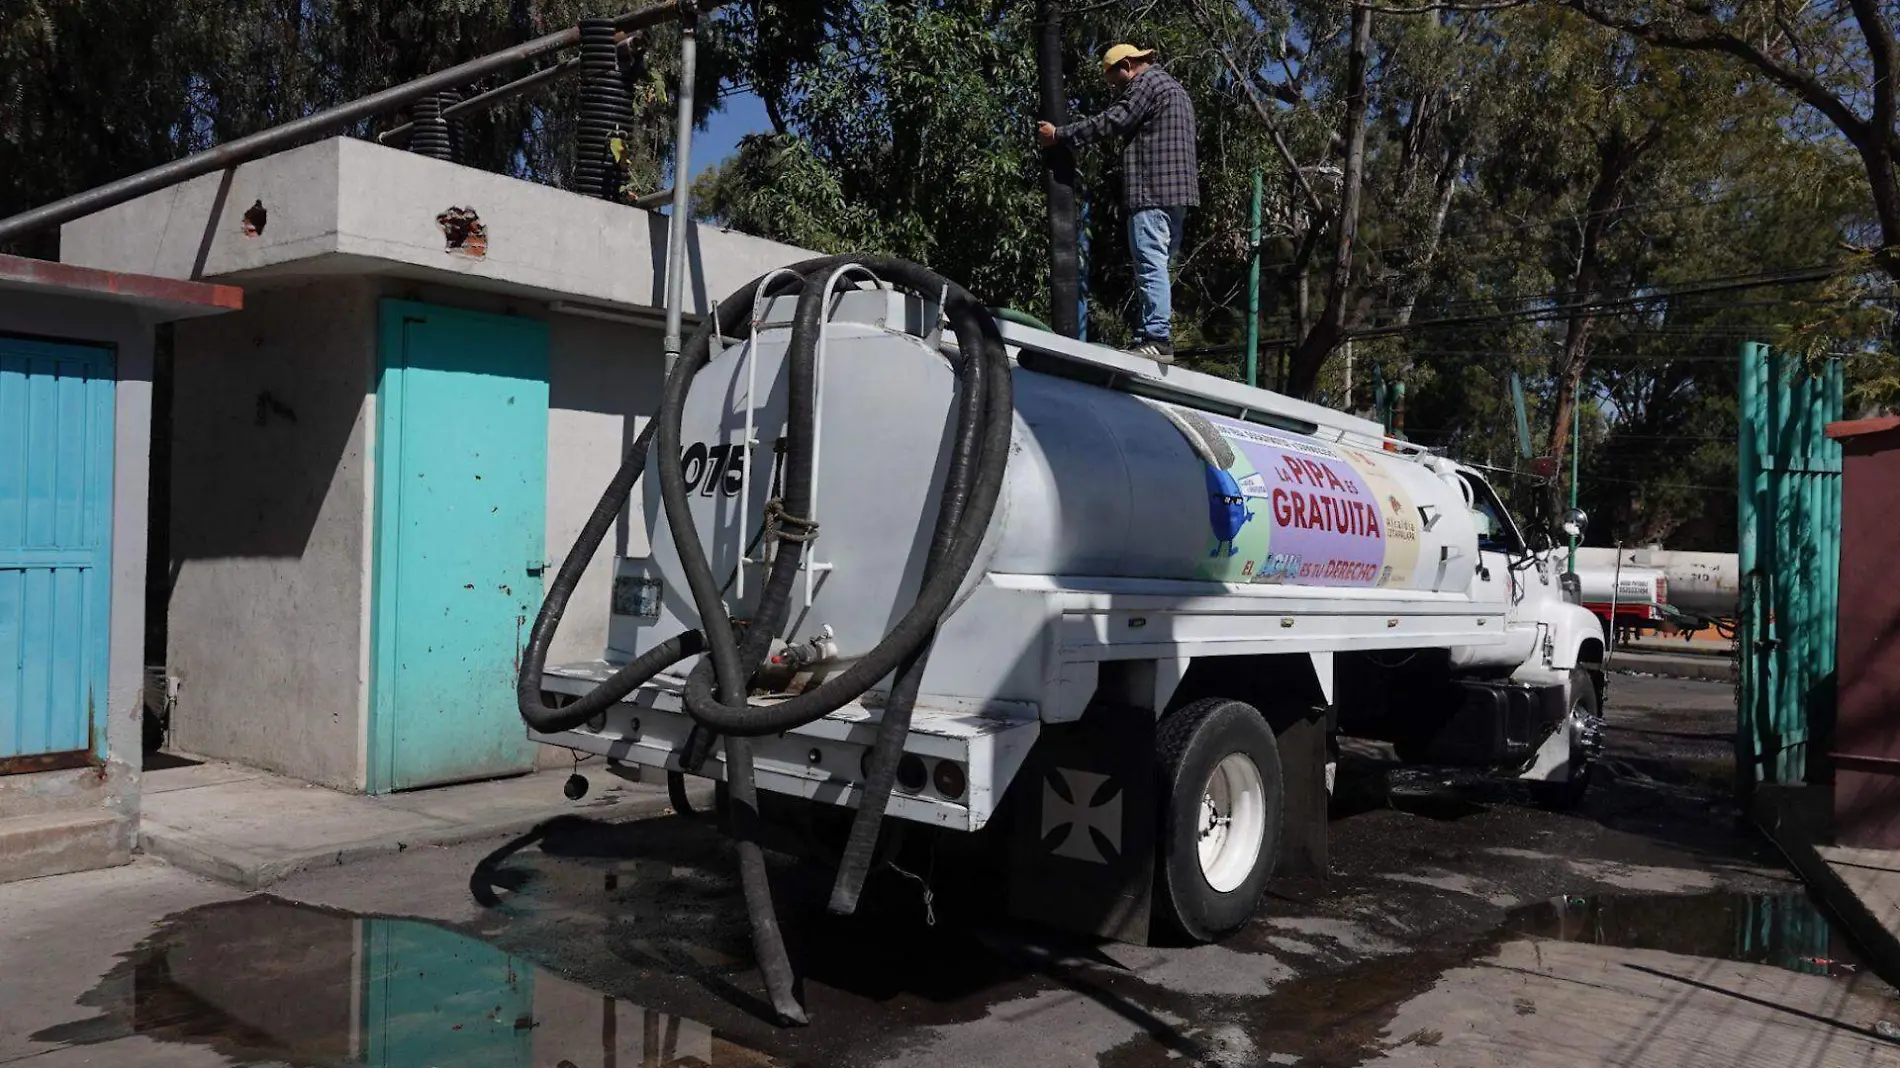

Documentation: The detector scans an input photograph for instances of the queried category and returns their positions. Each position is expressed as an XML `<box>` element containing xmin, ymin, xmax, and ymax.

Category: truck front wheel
<box><xmin>1156</xmin><ymin>698</ymin><xmax>1284</xmax><ymax>942</ymax></box>
<box><xmin>1529</xmin><ymin>668</ymin><xmax>1600</xmax><ymax>810</ymax></box>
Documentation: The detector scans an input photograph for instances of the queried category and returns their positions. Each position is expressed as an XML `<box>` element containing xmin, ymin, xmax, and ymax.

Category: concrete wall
<box><xmin>162</xmin><ymin>276</ymin><xmax>665</xmax><ymax>788</ymax></box>
<box><xmin>0</xmin><ymin>291</ymin><xmax>155</xmax><ymax>879</ymax></box>
<box><xmin>544</xmin><ymin>313</ymin><xmax>664</xmax><ymax>663</ymax></box>
<box><xmin>166</xmin><ymin>281</ymin><xmax>375</xmax><ymax>790</ymax></box>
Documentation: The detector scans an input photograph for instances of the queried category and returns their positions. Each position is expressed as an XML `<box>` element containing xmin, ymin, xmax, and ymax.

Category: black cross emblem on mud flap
<box><xmin>1040</xmin><ymin>767</ymin><xmax>1124</xmax><ymax>864</ymax></box>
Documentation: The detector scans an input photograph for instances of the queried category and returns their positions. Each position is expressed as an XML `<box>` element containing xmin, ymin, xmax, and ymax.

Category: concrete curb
<box><xmin>139</xmin><ymin>789</ymin><xmax>689</xmax><ymax>890</ymax></box>
<box><xmin>1751</xmin><ymin>784</ymin><xmax>1900</xmax><ymax>987</ymax></box>
<box><xmin>1610</xmin><ymin>650</ymin><xmax>1737</xmax><ymax>683</ymax></box>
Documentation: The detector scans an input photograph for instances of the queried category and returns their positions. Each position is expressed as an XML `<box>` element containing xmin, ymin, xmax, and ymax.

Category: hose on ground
<box><xmin>517</xmin><ymin>254</ymin><xmax>1012</xmax><ymax>1026</ymax></box>
<box><xmin>666</xmin><ymin>770</ymin><xmax>702</xmax><ymax>819</ymax></box>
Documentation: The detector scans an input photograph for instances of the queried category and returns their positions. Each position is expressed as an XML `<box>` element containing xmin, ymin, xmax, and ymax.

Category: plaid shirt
<box><xmin>1058</xmin><ymin>66</ymin><xmax>1200</xmax><ymax>210</ymax></box>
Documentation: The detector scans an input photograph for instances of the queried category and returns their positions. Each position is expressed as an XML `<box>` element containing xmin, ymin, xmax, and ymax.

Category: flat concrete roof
<box><xmin>58</xmin><ymin>137</ymin><xmax>813</xmax><ymax>317</ymax></box>
<box><xmin>0</xmin><ymin>253</ymin><xmax>242</xmax><ymax>320</ymax></box>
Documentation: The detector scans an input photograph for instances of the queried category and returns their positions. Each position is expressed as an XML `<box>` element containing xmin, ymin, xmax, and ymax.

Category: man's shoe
<box><xmin>1129</xmin><ymin>338</ymin><xmax>1174</xmax><ymax>364</ymax></box>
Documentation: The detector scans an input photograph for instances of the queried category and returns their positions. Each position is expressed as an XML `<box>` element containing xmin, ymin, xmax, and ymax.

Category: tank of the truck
<box><xmin>609</xmin><ymin>290</ymin><xmax>1482</xmax><ymax>681</ymax></box>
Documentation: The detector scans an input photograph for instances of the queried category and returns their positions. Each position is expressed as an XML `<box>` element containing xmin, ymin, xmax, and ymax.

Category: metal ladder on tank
<box><xmin>729</xmin><ymin>263</ymin><xmax>901</xmax><ymax>608</ymax></box>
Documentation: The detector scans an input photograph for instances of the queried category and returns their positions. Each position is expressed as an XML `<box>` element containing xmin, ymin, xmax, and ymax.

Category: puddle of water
<box><xmin>1501</xmin><ymin>890</ymin><xmax>1867</xmax><ymax>977</ymax></box>
<box><xmin>33</xmin><ymin>896</ymin><xmax>777</xmax><ymax>1067</ymax></box>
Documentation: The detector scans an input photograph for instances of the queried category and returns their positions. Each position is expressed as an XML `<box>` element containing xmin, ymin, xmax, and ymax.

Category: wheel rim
<box><xmin>1197</xmin><ymin>752</ymin><xmax>1267</xmax><ymax>893</ymax></box>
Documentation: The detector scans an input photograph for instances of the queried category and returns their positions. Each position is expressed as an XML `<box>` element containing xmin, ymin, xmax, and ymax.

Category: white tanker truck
<box><xmin>517</xmin><ymin>259</ymin><xmax>1605</xmax><ymax>1021</ymax></box>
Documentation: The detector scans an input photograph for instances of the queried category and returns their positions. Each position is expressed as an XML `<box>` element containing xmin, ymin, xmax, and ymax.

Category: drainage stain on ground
<box><xmin>32</xmin><ymin>896</ymin><xmax>778</xmax><ymax>1067</ymax></box>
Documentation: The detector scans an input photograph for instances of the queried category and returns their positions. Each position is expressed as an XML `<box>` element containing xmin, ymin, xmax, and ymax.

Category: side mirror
<box><xmin>1560</xmin><ymin>507</ymin><xmax>1589</xmax><ymax>540</ymax></box>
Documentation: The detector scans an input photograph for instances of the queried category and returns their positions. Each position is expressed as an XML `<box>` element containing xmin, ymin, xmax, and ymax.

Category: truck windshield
<box><xmin>1461</xmin><ymin>474</ymin><xmax>1524</xmax><ymax>555</ymax></box>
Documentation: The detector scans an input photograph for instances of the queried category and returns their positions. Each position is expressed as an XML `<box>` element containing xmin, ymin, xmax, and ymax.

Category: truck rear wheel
<box><xmin>1156</xmin><ymin>698</ymin><xmax>1284</xmax><ymax>942</ymax></box>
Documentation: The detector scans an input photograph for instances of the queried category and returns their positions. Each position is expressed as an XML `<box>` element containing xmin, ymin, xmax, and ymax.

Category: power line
<box><xmin>1180</xmin><ymin>263</ymin><xmax>1850</xmax><ymax>357</ymax></box>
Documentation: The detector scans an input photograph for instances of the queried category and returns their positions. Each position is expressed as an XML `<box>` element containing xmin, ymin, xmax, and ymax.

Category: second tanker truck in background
<box><xmin>522</xmin><ymin>261</ymin><xmax>1608</xmax><ymax>949</ymax></box>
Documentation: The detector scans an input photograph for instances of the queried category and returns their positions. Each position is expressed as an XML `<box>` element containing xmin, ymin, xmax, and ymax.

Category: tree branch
<box><xmin>1562</xmin><ymin>0</ymin><xmax>1871</xmax><ymax>141</ymax></box>
<box><xmin>1188</xmin><ymin>0</ymin><xmax>1330</xmax><ymax>216</ymax></box>
<box><xmin>1366</xmin><ymin>0</ymin><xmax>1529</xmax><ymax>13</ymax></box>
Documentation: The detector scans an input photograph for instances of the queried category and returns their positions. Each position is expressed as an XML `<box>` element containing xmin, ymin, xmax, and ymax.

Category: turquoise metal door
<box><xmin>371</xmin><ymin>302</ymin><xmax>548</xmax><ymax>792</ymax></box>
<box><xmin>1737</xmin><ymin>342</ymin><xmax>1842</xmax><ymax>794</ymax></box>
<box><xmin>0</xmin><ymin>337</ymin><xmax>114</xmax><ymax>774</ymax></box>
<box><xmin>360</xmin><ymin>917</ymin><xmax>534</xmax><ymax>1067</ymax></box>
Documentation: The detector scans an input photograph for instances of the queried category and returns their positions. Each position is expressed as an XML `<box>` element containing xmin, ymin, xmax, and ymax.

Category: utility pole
<box><xmin>1246</xmin><ymin>170</ymin><xmax>1262</xmax><ymax>387</ymax></box>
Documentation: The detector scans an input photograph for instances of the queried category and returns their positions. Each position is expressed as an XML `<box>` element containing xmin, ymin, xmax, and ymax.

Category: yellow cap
<box><xmin>1102</xmin><ymin>44</ymin><xmax>1157</xmax><ymax>71</ymax></box>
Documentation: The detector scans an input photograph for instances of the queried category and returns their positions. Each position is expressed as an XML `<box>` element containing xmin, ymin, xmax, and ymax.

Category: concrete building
<box><xmin>59</xmin><ymin>135</ymin><xmax>813</xmax><ymax>793</ymax></box>
<box><xmin>0</xmin><ymin>254</ymin><xmax>241</xmax><ymax>882</ymax></box>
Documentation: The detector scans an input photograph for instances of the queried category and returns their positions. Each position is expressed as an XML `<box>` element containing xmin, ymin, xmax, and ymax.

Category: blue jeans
<box><xmin>1128</xmin><ymin>206</ymin><xmax>1187</xmax><ymax>342</ymax></box>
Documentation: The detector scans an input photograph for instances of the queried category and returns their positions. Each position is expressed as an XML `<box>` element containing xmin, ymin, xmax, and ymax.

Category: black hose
<box><xmin>666</xmin><ymin>770</ymin><xmax>700</xmax><ymax>818</ymax></box>
<box><xmin>409</xmin><ymin>95</ymin><xmax>451</xmax><ymax>161</ymax></box>
<box><xmin>826</xmin><ymin>295</ymin><xmax>991</xmax><ymax>914</ymax></box>
<box><xmin>518</xmin><ymin>254</ymin><xmax>1012</xmax><ymax>1026</ymax></box>
<box><xmin>516</xmin><ymin>420</ymin><xmax>706</xmax><ymax>734</ymax></box>
<box><xmin>1037</xmin><ymin>0</ymin><xmax>1080</xmax><ymax>338</ymax></box>
<box><xmin>575</xmin><ymin>17</ymin><xmax>633</xmax><ymax>200</ymax></box>
<box><xmin>659</xmin><ymin>260</ymin><xmax>1013</xmax><ymax>737</ymax></box>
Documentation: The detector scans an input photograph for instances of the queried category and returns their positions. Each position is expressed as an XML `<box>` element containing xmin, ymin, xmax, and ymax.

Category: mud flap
<box><xmin>1275</xmin><ymin>710</ymin><xmax>1330</xmax><ymax>877</ymax></box>
<box><xmin>1004</xmin><ymin>703</ymin><xmax>1158</xmax><ymax>943</ymax></box>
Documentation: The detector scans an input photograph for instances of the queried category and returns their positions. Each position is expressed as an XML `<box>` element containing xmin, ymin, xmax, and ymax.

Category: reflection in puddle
<box><xmin>35</xmin><ymin>896</ymin><xmax>774</xmax><ymax>1067</ymax></box>
<box><xmin>1502</xmin><ymin>890</ymin><xmax>1863</xmax><ymax>977</ymax></box>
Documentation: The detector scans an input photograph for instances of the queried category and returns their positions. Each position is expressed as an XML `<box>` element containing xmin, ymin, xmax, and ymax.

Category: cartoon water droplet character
<box><xmin>1205</xmin><ymin>465</ymin><xmax>1253</xmax><ymax>557</ymax></box>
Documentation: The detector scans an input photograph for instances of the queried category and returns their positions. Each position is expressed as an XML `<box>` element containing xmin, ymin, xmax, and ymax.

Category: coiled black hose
<box><xmin>575</xmin><ymin>17</ymin><xmax>632</xmax><ymax>199</ymax></box>
<box><xmin>517</xmin><ymin>255</ymin><xmax>1012</xmax><ymax>1025</ymax></box>
<box><xmin>408</xmin><ymin>95</ymin><xmax>451</xmax><ymax>162</ymax></box>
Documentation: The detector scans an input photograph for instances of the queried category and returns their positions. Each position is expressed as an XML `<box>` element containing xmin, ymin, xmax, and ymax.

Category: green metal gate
<box><xmin>1737</xmin><ymin>342</ymin><xmax>1842</xmax><ymax>794</ymax></box>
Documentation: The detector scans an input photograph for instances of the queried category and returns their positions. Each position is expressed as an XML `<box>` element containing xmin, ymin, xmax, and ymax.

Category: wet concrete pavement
<box><xmin>7</xmin><ymin>675</ymin><xmax>1900</xmax><ymax>1067</ymax></box>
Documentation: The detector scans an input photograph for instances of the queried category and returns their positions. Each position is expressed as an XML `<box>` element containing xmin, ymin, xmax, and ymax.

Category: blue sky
<box><xmin>693</xmin><ymin>90</ymin><xmax>773</xmax><ymax>180</ymax></box>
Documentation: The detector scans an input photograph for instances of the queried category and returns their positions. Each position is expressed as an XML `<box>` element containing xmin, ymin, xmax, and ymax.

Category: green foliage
<box><xmin>697</xmin><ymin>1</ymin><xmax>1047</xmax><ymax>309</ymax></box>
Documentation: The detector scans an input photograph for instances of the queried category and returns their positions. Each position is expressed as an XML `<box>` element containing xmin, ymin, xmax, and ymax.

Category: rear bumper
<box><xmin>531</xmin><ymin>662</ymin><xmax>1040</xmax><ymax>832</ymax></box>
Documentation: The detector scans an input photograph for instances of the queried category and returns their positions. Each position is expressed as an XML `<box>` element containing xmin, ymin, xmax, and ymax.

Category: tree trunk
<box><xmin>1284</xmin><ymin>2</ymin><xmax>1372</xmax><ymax>398</ymax></box>
<box><xmin>1543</xmin><ymin>133</ymin><xmax>1639</xmax><ymax>516</ymax></box>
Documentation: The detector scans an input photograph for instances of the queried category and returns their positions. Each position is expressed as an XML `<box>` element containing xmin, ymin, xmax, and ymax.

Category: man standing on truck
<box><xmin>1036</xmin><ymin>44</ymin><xmax>1199</xmax><ymax>364</ymax></box>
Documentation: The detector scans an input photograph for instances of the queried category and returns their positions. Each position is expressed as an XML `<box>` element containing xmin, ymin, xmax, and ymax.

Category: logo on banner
<box><xmin>1041</xmin><ymin>768</ymin><xmax>1123</xmax><ymax>864</ymax></box>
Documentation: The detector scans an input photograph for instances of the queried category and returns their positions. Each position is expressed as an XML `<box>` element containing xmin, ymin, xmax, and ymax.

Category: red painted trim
<box><xmin>1826</xmin><ymin>416</ymin><xmax>1900</xmax><ymax>441</ymax></box>
<box><xmin>1583</xmin><ymin>603</ymin><xmax>1662</xmax><ymax>622</ymax></box>
<box><xmin>0</xmin><ymin>253</ymin><xmax>242</xmax><ymax>310</ymax></box>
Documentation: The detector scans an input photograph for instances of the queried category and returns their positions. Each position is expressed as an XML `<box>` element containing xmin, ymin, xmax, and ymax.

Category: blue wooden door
<box><xmin>0</xmin><ymin>338</ymin><xmax>114</xmax><ymax>774</ymax></box>
<box><xmin>372</xmin><ymin>302</ymin><xmax>548</xmax><ymax>792</ymax></box>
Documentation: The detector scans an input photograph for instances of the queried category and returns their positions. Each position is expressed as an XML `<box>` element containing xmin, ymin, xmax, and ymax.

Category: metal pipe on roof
<box><xmin>660</xmin><ymin>2</ymin><xmax>698</xmax><ymax>371</ymax></box>
<box><xmin>631</xmin><ymin>186</ymin><xmax>676</xmax><ymax>210</ymax></box>
<box><xmin>0</xmin><ymin>0</ymin><xmax>725</xmax><ymax>246</ymax></box>
<box><xmin>377</xmin><ymin>35</ymin><xmax>643</xmax><ymax>146</ymax></box>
